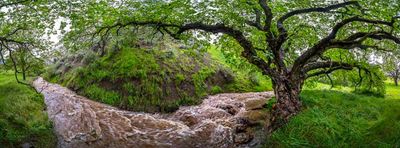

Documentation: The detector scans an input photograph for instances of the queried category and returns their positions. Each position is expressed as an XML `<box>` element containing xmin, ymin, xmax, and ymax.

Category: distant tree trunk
<box><xmin>20</xmin><ymin>61</ymin><xmax>27</xmax><ymax>81</ymax></box>
<box><xmin>393</xmin><ymin>69</ymin><xmax>399</xmax><ymax>86</ymax></box>
<box><xmin>268</xmin><ymin>75</ymin><xmax>304</xmax><ymax>132</ymax></box>
<box><xmin>22</xmin><ymin>69</ymin><xmax>26</xmax><ymax>81</ymax></box>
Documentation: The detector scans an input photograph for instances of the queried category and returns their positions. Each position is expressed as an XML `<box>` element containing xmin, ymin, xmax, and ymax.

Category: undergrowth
<box><xmin>267</xmin><ymin>82</ymin><xmax>400</xmax><ymax>147</ymax></box>
<box><xmin>0</xmin><ymin>71</ymin><xmax>56</xmax><ymax>148</ymax></box>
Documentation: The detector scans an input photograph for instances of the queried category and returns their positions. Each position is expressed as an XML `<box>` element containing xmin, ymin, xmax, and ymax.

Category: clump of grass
<box><xmin>267</xmin><ymin>83</ymin><xmax>400</xmax><ymax>147</ymax></box>
<box><xmin>210</xmin><ymin>86</ymin><xmax>222</xmax><ymax>94</ymax></box>
<box><xmin>0</xmin><ymin>72</ymin><xmax>56</xmax><ymax>147</ymax></box>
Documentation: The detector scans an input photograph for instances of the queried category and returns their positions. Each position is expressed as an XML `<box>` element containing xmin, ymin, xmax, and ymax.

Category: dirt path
<box><xmin>33</xmin><ymin>77</ymin><xmax>274</xmax><ymax>148</ymax></box>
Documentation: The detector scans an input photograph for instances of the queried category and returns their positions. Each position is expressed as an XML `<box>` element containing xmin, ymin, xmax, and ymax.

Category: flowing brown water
<box><xmin>33</xmin><ymin>77</ymin><xmax>274</xmax><ymax>148</ymax></box>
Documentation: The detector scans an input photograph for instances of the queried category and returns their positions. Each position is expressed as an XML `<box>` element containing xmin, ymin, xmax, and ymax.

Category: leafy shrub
<box><xmin>211</xmin><ymin>86</ymin><xmax>222</xmax><ymax>94</ymax></box>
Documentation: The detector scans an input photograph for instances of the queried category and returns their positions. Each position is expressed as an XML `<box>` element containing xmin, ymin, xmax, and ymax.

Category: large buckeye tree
<box><xmin>65</xmin><ymin>0</ymin><xmax>400</xmax><ymax>131</ymax></box>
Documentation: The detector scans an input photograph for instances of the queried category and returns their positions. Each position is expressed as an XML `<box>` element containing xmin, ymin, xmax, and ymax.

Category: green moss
<box><xmin>112</xmin><ymin>48</ymin><xmax>159</xmax><ymax>79</ymax></box>
<box><xmin>0</xmin><ymin>72</ymin><xmax>56</xmax><ymax>147</ymax></box>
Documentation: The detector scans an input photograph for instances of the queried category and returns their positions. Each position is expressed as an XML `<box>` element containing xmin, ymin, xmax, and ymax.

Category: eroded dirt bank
<box><xmin>33</xmin><ymin>77</ymin><xmax>274</xmax><ymax>148</ymax></box>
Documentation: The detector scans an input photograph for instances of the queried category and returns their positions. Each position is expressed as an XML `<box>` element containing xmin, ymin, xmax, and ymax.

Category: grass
<box><xmin>267</xmin><ymin>82</ymin><xmax>400</xmax><ymax>147</ymax></box>
<box><xmin>0</xmin><ymin>71</ymin><xmax>56</xmax><ymax>147</ymax></box>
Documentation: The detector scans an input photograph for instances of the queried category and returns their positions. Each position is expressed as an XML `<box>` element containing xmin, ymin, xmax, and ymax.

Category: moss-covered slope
<box><xmin>45</xmin><ymin>42</ymin><xmax>271</xmax><ymax>112</ymax></box>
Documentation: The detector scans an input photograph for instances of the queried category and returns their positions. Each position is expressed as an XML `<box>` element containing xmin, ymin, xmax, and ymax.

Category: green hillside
<box><xmin>0</xmin><ymin>72</ymin><xmax>56</xmax><ymax>147</ymax></box>
<box><xmin>44</xmin><ymin>42</ymin><xmax>272</xmax><ymax>112</ymax></box>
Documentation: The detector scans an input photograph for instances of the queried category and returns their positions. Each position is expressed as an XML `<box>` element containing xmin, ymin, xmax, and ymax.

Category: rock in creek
<box><xmin>33</xmin><ymin>77</ymin><xmax>274</xmax><ymax>148</ymax></box>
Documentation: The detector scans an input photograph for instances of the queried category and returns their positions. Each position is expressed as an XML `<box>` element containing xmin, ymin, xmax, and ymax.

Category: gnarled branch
<box><xmin>258</xmin><ymin>0</ymin><xmax>273</xmax><ymax>32</ymax></box>
<box><xmin>292</xmin><ymin>18</ymin><xmax>399</xmax><ymax>74</ymax></box>
<box><xmin>277</xmin><ymin>1</ymin><xmax>360</xmax><ymax>41</ymax></box>
<box><xmin>95</xmin><ymin>20</ymin><xmax>276</xmax><ymax>76</ymax></box>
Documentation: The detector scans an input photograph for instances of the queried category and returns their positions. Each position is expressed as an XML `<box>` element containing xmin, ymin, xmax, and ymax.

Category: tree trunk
<box><xmin>395</xmin><ymin>77</ymin><xmax>398</xmax><ymax>86</ymax></box>
<box><xmin>267</xmin><ymin>77</ymin><xmax>303</xmax><ymax>133</ymax></box>
<box><xmin>22</xmin><ymin>68</ymin><xmax>26</xmax><ymax>81</ymax></box>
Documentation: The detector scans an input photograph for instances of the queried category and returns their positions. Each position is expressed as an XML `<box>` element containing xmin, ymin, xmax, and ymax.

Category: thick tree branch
<box><xmin>306</xmin><ymin>61</ymin><xmax>373</xmax><ymax>79</ymax></box>
<box><xmin>96</xmin><ymin>21</ymin><xmax>276</xmax><ymax>76</ymax></box>
<box><xmin>307</xmin><ymin>66</ymin><xmax>349</xmax><ymax>78</ymax></box>
<box><xmin>328</xmin><ymin>31</ymin><xmax>400</xmax><ymax>50</ymax></box>
<box><xmin>305</xmin><ymin>62</ymin><xmax>354</xmax><ymax>78</ymax></box>
<box><xmin>292</xmin><ymin>18</ymin><xmax>399</xmax><ymax>75</ymax></box>
<box><xmin>258</xmin><ymin>0</ymin><xmax>273</xmax><ymax>32</ymax></box>
<box><xmin>326</xmin><ymin>17</ymin><xmax>394</xmax><ymax>40</ymax></box>
<box><xmin>277</xmin><ymin>1</ymin><xmax>361</xmax><ymax>42</ymax></box>
<box><xmin>303</xmin><ymin>61</ymin><xmax>353</xmax><ymax>73</ymax></box>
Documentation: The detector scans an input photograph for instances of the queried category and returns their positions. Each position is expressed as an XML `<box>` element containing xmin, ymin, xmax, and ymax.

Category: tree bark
<box><xmin>268</xmin><ymin>76</ymin><xmax>303</xmax><ymax>133</ymax></box>
<box><xmin>22</xmin><ymin>67</ymin><xmax>26</xmax><ymax>81</ymax></box>
<box><xmin>395</xmin><ymin>77</ymin><xmax>398</xmax><ymax>86</ymax></box>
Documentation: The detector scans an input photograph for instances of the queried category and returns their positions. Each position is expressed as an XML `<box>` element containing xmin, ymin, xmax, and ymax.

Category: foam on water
<box><xmin>33</xmin><ymin>77</ymin><xmax>274</xmax><ymax>148</ymax></box>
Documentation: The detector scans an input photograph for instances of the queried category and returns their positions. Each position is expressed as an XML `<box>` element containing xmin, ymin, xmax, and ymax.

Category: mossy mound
<box><xmin>45</xmin><ymin>42</ymin><xmax>268</xmax><ymax>112</ymax></box>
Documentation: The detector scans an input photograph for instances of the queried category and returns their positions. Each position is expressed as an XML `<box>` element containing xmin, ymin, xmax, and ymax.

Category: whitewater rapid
<box><xmin>33</xmin><ymin>77</ymin><xmax>274</xmax><ymax>148</ymax></box>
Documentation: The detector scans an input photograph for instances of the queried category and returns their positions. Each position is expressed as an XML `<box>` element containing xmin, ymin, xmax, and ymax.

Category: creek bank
<box><xmin>33</xmin><ymin>77</ymin><xmax>274</xmax><ymax>148</ymax></box>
